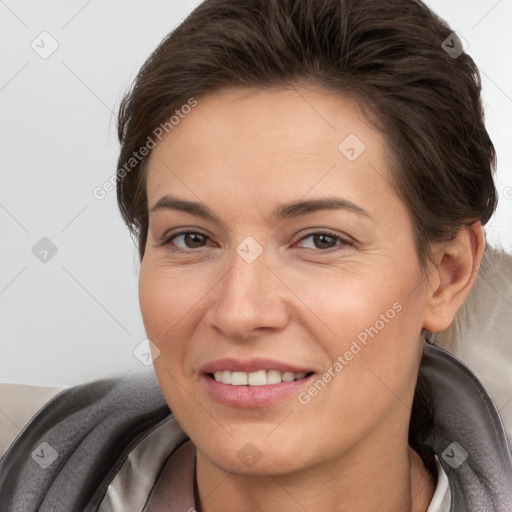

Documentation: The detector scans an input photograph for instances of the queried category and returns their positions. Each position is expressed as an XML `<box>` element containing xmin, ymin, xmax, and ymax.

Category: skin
<box><xmin>139</xmin><ymin>86</ymin><xmax>484</xmax><ymax>512</ymax></box>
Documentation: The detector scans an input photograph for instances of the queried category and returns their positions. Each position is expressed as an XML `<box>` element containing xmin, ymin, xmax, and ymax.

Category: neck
<box><xmin>195</xmin><ymin>439</ymin><xmax>436</xmax><ymax>512</ymax></box>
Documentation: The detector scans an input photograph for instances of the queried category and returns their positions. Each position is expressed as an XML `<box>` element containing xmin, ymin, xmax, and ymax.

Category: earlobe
<box><xmin>422</xmin><ymin>222</ymin><xmax>485</xmax><ymax>333</ymax></box>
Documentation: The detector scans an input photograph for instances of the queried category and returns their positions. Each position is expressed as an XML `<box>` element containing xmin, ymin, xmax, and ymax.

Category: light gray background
<box><xmin>1</xmin><ymin>0</ymin><xmax>511</xmax><ymax>387</ymax></box>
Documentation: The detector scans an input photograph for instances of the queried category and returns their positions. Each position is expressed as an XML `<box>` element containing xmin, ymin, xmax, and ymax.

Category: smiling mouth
<box><xmin>210</xmin><ymin>370</ymin><xmax>314</xmax><ymax>386</ymax></box>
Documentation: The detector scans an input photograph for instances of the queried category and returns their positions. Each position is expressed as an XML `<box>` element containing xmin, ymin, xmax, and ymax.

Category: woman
<box><xmin>1</xmin><ymin>0</ymin><xmax>511</xmax><ymax>510</ymax></box>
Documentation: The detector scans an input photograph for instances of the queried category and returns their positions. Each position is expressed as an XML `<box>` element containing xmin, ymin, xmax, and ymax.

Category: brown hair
<box><xmin>116</xmin><ymin>0</ymin><xmax>497</xmax><ymax>267</ymax></box>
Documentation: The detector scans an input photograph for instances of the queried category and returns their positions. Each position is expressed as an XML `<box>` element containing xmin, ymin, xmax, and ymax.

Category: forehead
<box><xmin>145</xmin><ymin>86</ymin><xmax>396</xmax><ymax>216</ymax></box>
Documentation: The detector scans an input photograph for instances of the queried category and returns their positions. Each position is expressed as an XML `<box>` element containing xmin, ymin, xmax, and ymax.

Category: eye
<box><xmin>161</xmin><ymin>231</ymin><xmax>209</xmax><ymax>249</ymax></box>
<box><xmin>295</xmin><ymin>231</ymin><xmax>351</xmax><ymax>250</ymax></box>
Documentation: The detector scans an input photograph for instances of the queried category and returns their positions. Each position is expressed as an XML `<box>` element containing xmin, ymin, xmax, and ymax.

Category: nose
<box><xmin>207</xmin><ymin>248</ymin><xmax>290</xmax><ymax>341</ymax></box>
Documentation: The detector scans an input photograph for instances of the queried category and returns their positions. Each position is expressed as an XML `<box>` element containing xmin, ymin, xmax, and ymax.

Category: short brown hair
<box><xmin>116</xmin><ymin>0</ymin><xmax>497</xmax><ymax>267</ymax></box>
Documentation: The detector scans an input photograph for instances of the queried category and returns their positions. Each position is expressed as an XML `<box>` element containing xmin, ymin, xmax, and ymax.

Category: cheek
<box><xmin>282</xmin><ymin>258</ymin><xmax>425</xmax><ymax>405</ymax></box>
<box><xmin>139</xmin><ymin>261</ymin><xmax>203</xmax><ymax>337</ymax></box>
<box><xmin>282</xmin><ymin>258</ymin><xmax>421</xmax><ymax>348</ymax></box>
<box><xmin>138</xmin><ymin>263</ymin><xmax>201</xmax><ymax>416</ymax></box>
<box><xmin>138</xmin><ymin>263</ymin><xmax>198</xmax><ymax>379</ymax></box>
<box><xmin>139</xmin><ymin>268</ymin><xmax>172</xmax><ymax>341</ymax></box>
<box><xmin>288</xmin><ymin>272</ymin><xmax>423</xmax><ymax>442</ymax></box>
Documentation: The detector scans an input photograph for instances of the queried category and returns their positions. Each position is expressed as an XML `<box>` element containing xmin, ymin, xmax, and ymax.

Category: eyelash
<box><xmin>159</xmin><ymin>230</ymin><xmax>353</xmax><ymax>252</ymax></box>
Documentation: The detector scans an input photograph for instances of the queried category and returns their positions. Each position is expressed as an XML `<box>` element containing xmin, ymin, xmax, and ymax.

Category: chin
<box><xmin>204</xmin><ymin>445</ymin><xmax>309</xmax><ymax>476</ymax></box>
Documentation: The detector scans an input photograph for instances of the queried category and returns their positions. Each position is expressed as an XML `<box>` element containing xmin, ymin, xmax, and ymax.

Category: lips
<box><xmin>201</xmin><ymin>357</ymin><xmax>313</xmax><ymax>375</ymax></box>
<box><xmin>201</xmin><ymin>357</ymin><xmax>315</xmax><ymax>408</ymax></box>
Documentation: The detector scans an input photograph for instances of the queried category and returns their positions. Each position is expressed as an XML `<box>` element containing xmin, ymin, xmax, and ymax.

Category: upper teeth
<box><xmin>213</xmin><ymin>370</ymin><xmax>307</xmax><ymax>386</ymax></box>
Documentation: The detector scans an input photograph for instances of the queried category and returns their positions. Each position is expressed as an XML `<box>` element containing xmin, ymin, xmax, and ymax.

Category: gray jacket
<box><xmin>1</xmin><ymin>342</ymin><xmax>511</xmax><ymax>511</ymax></box>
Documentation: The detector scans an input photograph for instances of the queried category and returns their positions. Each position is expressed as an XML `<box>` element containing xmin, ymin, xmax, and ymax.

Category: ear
<box><xmin>422</xmin><ymin>222</ymin><xmax>485</xmax><ymax>332</ymax></box>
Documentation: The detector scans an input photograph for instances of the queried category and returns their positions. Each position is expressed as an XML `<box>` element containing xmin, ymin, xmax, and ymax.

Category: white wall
<box><xmin>1</xmin><ymin>0</ymin><xmax>511</xmax><ymax>387</ymax></box>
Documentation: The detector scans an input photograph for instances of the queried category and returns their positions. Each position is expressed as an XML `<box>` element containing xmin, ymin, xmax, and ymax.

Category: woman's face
<box><xmin>139</xmin><ymin>86</ymin><xmax>431</xmax><ymax>475</ymax></box>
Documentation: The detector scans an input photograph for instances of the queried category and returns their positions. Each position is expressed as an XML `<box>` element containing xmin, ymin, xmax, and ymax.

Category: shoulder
<box><xmin>420</xmin><ymin>342</ymin><xmax>512</xmax><ymax>510</ymax></box>
<box><xmin>0</xmin><ymin>372</ymin><xmax>182</xmax><ymax>512</ymax></box>
<box><xmin>0</xmin><ymin>383</ymin><xmax>65</xmax><ymax>457</ymax></box>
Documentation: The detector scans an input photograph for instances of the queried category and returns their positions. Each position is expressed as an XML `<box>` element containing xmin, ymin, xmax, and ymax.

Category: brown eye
<box><xmin>165</xmin><ymin>232</ymin><xmax>208</xmax><ymax>249</ymax></box>
<box><xmin>311</xmin><ymin>233</ymin><xmax>338</xmax><ymax>249</ymax></box>
<box><xmin>297</xmin><ymin>232</ymin><xmax>348</xmax><ymax>250</ymax></box>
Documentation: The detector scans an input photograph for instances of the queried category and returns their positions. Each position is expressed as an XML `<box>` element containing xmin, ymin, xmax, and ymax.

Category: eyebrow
<box><xmin>149</xmin><ymin>195</ymin><xmax>373</xmax><ymax>223</ymax></box>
